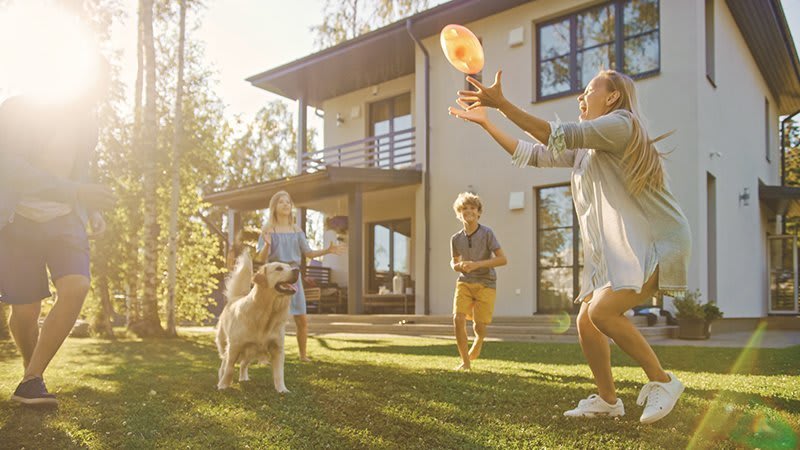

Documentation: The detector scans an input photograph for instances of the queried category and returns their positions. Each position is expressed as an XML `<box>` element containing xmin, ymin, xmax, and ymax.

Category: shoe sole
<box><xmin>640</xmin><ymin>384</ymin><xmax>685</xmax><ymax>424</ymax></box>
<box><xmin>11</xmin><ymin>395</ymin><xmax>58</xmax><ymax>406</ymax></box>
<box><xmin>564</xmin><ymin>411</ymin><xmax>624</xmax><ymax>418</ymax></box>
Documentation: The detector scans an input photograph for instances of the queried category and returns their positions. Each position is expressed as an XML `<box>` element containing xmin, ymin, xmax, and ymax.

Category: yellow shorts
<box><xmin>453</xmin><ymin>282</ymin><xmax>496</xmax><ymax>324</ymax></box>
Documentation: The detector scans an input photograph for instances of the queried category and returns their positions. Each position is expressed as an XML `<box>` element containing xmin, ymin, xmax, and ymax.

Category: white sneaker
<box><xmin>564</xmin><ymin>394</ymin><xmax>625</xmax><ymax>418</ymax></box>
<box><xmin>637</xmin><ymin>371</ymin><xmax>685</xmax><ymax>424</ymax></box>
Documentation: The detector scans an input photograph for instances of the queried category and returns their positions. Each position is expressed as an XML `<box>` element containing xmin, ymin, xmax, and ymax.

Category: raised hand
<box><xmin>457</xmin><ymin>71</ymin><xmax>507</xmax><ymax>110</ymax></box>
<box><xmin>448</xmin><ymin>99</ymin><xmax>489</xmax><ymax>126</ymax></box>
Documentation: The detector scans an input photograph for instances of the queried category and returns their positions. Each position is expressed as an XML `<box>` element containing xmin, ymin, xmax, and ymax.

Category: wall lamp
<box><xmin>336</xmin><ymin>113</ymin><xmax>344</xmax><ymax>127</ymax></box>
<box><xmin>739</xmin><ymin>187</ymin><xmax>750</xmax><ymax>206</ymax></box>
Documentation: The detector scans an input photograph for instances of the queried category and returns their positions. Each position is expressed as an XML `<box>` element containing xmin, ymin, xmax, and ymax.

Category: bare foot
<box><xmin>453</xmin><ymin>362</ymin><xmax>471</xmax><ymax>371</ymax></box>
<box><xmin>299</xmin><ymin>356</ymin><xmax>312</xmax><ymax>362</ymax></box>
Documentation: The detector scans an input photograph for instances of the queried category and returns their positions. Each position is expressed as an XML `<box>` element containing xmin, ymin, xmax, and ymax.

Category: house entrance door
<box><xmin>768</xmin><ymin>235</ymin><xmax>798</xmax><ymax>314</ymax></box>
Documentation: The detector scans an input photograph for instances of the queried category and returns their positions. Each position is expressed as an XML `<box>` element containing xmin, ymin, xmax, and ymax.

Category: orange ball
<box><xmin>439</xmin><ymin>24</ymin><xmax>484</xmax><ymax>75</ymax></box>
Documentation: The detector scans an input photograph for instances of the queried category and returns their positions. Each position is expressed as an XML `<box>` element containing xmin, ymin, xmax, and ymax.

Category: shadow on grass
<box><xmin>330</xmin><ymin>338</ymin><xmax>800</xmax><ymax>376</ymax></box>
<box><xmin>0</xmin><ymin>334</ymin><xmax>797</xmax><ymax>449</ymax></box>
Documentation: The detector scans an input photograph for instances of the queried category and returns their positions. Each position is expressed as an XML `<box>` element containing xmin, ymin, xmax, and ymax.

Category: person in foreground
<box><xmin>0</xmin><ymin>63</ymin><xmax>115</xmax><ymax>406</ymax></box>
<box><xmin>449</xmin><ymin>69</ymin><xmax>690</xmax><ymax>424</ymax></box>
<box><xmin>255</xmin><ymin>190</ymin><xmax>345</xmax><ymax>362</ymax></box>
<box><xmin>450</xmin><ymin>192</ymin><xmax>507</xmax><ymax>371</ymax></box>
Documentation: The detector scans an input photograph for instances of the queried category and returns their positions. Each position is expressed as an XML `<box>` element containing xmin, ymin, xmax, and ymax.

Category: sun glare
<box><xmin>0</xmin><ymin>1</ymin><xmax>98</xmax><ymax>104</ymax></box>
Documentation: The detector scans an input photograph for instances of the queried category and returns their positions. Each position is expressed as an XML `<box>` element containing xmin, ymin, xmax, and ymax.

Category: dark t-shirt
<box><xmin>450</xmin><ymin>224</ymin><xmax>501</xmax><ymax>288</ymax></box>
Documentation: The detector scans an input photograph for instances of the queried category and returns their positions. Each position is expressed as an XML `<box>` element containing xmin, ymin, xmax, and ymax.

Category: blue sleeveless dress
<box><xmin>258</xmin><ymin>230</ymin><xmax>312</xmax><ymax>315</ymax></box>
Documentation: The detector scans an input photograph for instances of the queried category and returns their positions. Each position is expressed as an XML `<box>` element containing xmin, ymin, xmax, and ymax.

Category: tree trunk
<box><xmin>92</xmin><ymin>274</ymin><xmax>116</xmax><ymax>339</ymax></box>
<box><xmin>0</xmin><ymin>303</ymin><xmax>9</xmax><ymax>340</ymax></box>
<box><xmin>165</xmin><ymin>0</ymin><xmax>187</xmax><ymax>337</ymax></box>
<box><xmin>135</xmin><ymin>0</ymin><xmax>164</xmax><ymax>337</ymax></box>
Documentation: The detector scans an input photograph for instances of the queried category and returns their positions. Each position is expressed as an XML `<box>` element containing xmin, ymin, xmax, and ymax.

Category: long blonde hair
<box><xmin>598</xmin><ymin>70</ymin><xmax>672</xmax><ymax>195</ymax></box>
<box><xmin>266</xmin><ymin>190</ymin><xmax>295</xmax><ymax>230</ymax></box>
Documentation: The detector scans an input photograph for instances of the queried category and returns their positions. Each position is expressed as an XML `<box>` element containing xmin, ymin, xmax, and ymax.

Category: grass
<box><xmin>0</xmin><ymin>331</ymin><xmax>798</xmax><ymax>449</ymax></box>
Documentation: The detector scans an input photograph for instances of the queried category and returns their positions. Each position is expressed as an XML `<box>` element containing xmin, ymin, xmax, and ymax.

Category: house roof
<box><xmin>248</xmin><ymin>0</ymin><xmax>800</xmax><ymax>114</ymax></box>
<box><xmin>204</xmin><ymin>166</ymin><xmax>422</xmax><ymax>211</ymax></box>
<box><xmin>727</xmin><ymin>0</ymin><xmax>800</xmax><ymax>115</ymax></box>
<box><xmin>245</xmin><ymin>0</ymin><xmax>533</xmax><ymax>108</ymax></box>
<box><xmin>759</xmin><ymin>184</ymin><xmax>800</xmax><ymax>216</ymax></box>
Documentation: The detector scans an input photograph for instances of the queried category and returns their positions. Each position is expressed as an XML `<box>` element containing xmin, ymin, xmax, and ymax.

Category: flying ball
<box><xmin>439</xmin><ymin>24</ymin><xmax>484</xmax><ymax>74</ymax></box>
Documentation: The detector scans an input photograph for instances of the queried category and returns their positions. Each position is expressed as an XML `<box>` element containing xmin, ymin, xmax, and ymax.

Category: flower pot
<box><xmin>678</xmin><ymin>318</ymin><xmax>709</xmax><ymax>340</ymax></box>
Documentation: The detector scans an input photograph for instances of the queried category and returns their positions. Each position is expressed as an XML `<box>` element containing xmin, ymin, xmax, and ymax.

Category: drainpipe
<box><xmin>780</xmin><ymin>109</ymin><xmax>800</xmax><ymax>234</ymax></box>
<box><xmin>406</xmin><ymin>19</ymin><xmax>431</xmax><ymax>315</ymax></box>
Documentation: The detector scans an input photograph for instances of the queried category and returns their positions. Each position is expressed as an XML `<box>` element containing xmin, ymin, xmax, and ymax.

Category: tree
<box><xmin>165</xmin><ymin>0</ymin><xmax>187</xmax><ymax>337</ymax></box>
<box><xmin>132</xmin><ymin>0</ymin><xmax>165</xmax><ymax>336</ymax></box>
<box><xmin>312</xmin><ymin>0</ymin><xmax>432</xmax><ymax>49</ymax></box>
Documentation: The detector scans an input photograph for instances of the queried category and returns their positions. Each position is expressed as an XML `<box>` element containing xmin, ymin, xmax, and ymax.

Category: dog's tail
<box><xmin>225</xmin><ymin>252</ymin><xmax>253</xmax><ymax>303</ymax></box>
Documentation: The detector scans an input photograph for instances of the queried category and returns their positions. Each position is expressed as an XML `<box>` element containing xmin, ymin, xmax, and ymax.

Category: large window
<box><xmin>368</xmin><ymin>219</ymin><xmax>411</xmax><ymax>293</ymax></box>
<box><xmin>369</xmin><ymin>94</ymin><xmax>412</xmax><ymax>168</ymax></box>
<box><xmin>536</xmin><ymin>0</ymin><xmax>660</xmax><ymax>100</ymax></box>
<box><xmin>536</xmin><ymin>185</ymin><xmax>582</xmax><ymax>313</ymax></box>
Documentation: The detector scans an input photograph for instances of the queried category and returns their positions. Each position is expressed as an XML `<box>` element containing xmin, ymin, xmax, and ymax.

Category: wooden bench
<box><xmin>303</xmin><ymin>266</ymin><xmax>344</xmax><ymax>313</ymax></box>
<box><xmin>362</xmin><ymin>293</ymin><xmax>414</xmax><ymax>314</ymax></box>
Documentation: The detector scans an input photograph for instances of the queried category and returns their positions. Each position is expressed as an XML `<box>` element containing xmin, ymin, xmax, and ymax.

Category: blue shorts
<box><xmin>0</xmin><ymin>212</ymin><xmax>90</xmax><ymax>305</ymax></box>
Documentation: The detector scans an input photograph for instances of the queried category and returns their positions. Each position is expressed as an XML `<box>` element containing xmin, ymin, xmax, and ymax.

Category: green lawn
<box><xmin>0</xmin><ymin>331</ymin><xmax>798</xmax><ymax>449</ymax></box>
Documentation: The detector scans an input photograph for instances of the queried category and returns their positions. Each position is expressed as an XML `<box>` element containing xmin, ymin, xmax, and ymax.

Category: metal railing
<box><xmin>301</xmin><ymin>127</ymin><xmax>416</xmax><ymax>173</ymax></box>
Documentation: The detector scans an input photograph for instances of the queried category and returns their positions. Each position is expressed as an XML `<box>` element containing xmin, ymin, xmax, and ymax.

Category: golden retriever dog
<box><xmin>216</xmin><ymin>253</ymin><xmax>299</xmax><ymax>392</ymax></box>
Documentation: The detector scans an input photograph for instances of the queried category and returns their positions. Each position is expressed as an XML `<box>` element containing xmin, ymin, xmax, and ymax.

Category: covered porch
<box><xmin>205</xmin><ymin>166</ymin><xmax>422</xmax><ymax>314</ymax></box>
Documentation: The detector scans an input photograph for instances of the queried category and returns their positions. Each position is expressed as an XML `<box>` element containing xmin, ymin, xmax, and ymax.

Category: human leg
<box><xmin>452</xmin><ymin>313</ymin><xmax>470</xmax><ymax>370</ymax></box>
<box><xmin>586</xmin><ymin>272</ymin><xmax>668</xmax><ymax>383</ymax></box>
<box><xmin>24</xmin><ymin>274</ymin><xmax>90</xmax><ymax>380</ymax></box>
<box><xmin>9</xmin><ymin>302</ymin><xmax>42</xmax><ymax>370</ymax></box>
<box><xmin>576</xmin><ymin>300</ymin><xmax>616</xmax><ymax>403</ymax></box>
<box><xmin>293</xmin><ymin>314</ymin><xmax>310</xmax><ymax>362</ymax></box>
<box><xmin>468</xmin><ymin>321</ymin><xmax>487</xmax><ymax>360</ymax></box>
<box><xmin>468</xmin><ymin>285</ymin><xmax>495</xmax><ymax>361</ymax></box>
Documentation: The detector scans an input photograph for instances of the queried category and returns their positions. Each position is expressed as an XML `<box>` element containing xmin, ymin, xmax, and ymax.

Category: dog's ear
<box><xmin>253</xmin><ymin>271</ymin><xmax>269</xmax><ymax>288</ymax></box>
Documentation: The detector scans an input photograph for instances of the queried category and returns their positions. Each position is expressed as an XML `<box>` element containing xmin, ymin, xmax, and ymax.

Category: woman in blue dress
<box><xmin>256</xmin><ymin>190</ymin><xmax>345</xmax><ymax>361</ymax></box>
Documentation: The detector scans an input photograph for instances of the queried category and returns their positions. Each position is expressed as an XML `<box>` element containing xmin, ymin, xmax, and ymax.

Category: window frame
<box><xmin>535</xmin><ymin>0</ymin><xmax>661</xmax><ymax>102</ymax></box>
<box><xmin>367</xmin><ymin>218</ymin><xmax>412</xmax><ymax>293</ymax></box>
<box><xmin>535</xmin><ymin>184</ymin><xmax>582</xmax><ymax>314</ymax></box>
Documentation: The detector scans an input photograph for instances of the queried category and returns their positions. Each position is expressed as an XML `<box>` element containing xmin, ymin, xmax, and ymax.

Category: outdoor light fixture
<box><xmin>336</xmin><ymin>113</ymin><xmax>344</xmax><ymax>126</ymax></box>
<box><xmin>739</xmin><ymin>187</ymin><xmax>750</xmax><ymax>206</ymax></box>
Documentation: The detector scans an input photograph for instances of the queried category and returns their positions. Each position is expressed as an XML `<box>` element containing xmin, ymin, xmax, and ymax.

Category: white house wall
<box><xmin>696</xmin><ymin>0</ymin><xmax>780</xmax><ymax>318</ymax></box>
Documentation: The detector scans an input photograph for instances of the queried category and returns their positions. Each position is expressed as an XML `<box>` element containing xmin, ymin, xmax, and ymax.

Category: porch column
<box><xmin>297</xmin><ymin>96</ymin><xmax>307</xmax><ymax>175</ymax></box>
<box><xmin>226</xmin><ymin>209</ymin><xmax>241</xmax><ymax>250</ymax></box>
<box><xmin>348</xmin><ymin>188</ymin><xmax>363</xmax><ymax>313</ymax></box>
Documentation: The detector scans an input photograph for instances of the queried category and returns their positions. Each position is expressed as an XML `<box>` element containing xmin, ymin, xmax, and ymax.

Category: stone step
<box><xmin>300</xmin><ymin>314</ymin><xmax>659</xmax><ymax>327</ymax></box>
<box><xmin>286</xmin><ymin>318</ymin><xmax>676</xmax><ymax>341</ymax></box>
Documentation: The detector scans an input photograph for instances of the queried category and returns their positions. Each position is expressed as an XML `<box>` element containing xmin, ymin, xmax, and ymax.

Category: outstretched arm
<box><xmin>457</xmin><ymin>71</ymin><xmax>552</xmax><ymax>144</ymax></box>
<box><xmin>448</xmin><ymin>101</ymin><xmax>517</xmax><ymax>156</ymax></box>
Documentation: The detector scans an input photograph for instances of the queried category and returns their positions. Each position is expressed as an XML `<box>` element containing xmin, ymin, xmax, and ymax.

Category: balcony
<box><xmin>302</xmin><ymin>127</ymin><xmax>416</xmax><ymax>173</ymax></box>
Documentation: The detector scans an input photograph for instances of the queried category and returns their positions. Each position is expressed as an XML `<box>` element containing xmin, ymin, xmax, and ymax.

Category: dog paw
<box><xmin>217</xmin><ymin>383</ymin><xmax>230</xmax><ymax>390</ymax></box>
<box><xmin>275</xmin><ymin>387</ymin><xmax>290</xmax><ymax>394</ymax></box>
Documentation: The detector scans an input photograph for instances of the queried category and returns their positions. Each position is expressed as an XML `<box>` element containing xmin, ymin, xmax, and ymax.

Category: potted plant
<box><xmin>673</xmin><ymin>289</ymin><xmax>723</xmax><ymax>340</ymax></box>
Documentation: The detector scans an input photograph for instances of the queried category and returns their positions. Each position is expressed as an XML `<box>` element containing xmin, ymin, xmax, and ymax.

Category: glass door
<box><xmin>768</xmin><ymin>235</ymin><xmax>798</xmax><ymax>314</ymax></box>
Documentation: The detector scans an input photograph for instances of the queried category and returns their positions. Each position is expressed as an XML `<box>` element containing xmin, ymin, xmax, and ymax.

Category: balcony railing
<box><xmin>301</xmin><ymin>127</ymin><xmax>416</xmax><ymax>173</ymax></box>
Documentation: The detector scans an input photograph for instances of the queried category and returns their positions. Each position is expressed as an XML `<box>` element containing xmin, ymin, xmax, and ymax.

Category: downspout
<box><xmin>780</xmin><ymin>110</ymin><xmax>800</xmax><ymax>234</ymax></box>
<box><xmin>406</xmin><ymin>19</ymin><xmax>431</xmax><ymax>315</ymax></box>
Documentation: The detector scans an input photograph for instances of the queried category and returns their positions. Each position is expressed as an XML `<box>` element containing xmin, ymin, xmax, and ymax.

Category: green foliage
<box><xmin>674</xmin><ymin>289</ymin><xmax>723</xmax><ymax>322</ymax></box>
<box><xmin>312</xmin><ymin>0</ymin><xmax>435</xmax><ymax>50</ymax></box>
<box><xmin>0</xmin><ymin>334</ymin><xmax>797</xmax><ymax>448</ymax></box>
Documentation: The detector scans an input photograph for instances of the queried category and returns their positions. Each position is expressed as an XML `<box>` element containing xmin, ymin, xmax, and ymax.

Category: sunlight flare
<box><xmin>0</xmin><ymin>1</ymin><xmax>99</xmax><ymax>103</ymax></box>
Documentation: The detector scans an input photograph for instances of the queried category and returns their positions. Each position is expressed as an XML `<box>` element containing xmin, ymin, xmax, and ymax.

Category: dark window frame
<box><xmin>705</xmin><ymin>0</ymin><xmax>716</xmax><ymax>87</ymax></box>
<box><xmin>765</xmin><ymin>97</ymin><xmax>771</xmax><ymax>163</ymax></box>
<box><xmin>535</xmin><ymin>184</ymin><xmax>582</xmax><ymax>314</ymax></box>
<box><xmin>535</xmin><ymin>0</ymin><xmax>661</xmax><ymax>102</ymax></box>
<box><xmin>367</xmin><ymin>93</ymin><xmax>412</xmax><ymax>168</ymax></box>
<box><xmin>367</xmin><ymin>218</ymin><xmax>412</xmax><ymax>293</ymax></box>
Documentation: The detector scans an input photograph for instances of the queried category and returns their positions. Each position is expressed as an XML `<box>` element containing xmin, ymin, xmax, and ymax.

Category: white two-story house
<box><xmin>206</xmin><ymin>0</ymin><xmax>800</xmax><ymax>322</ymax></box>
